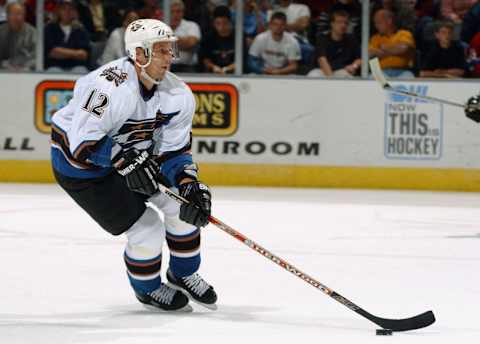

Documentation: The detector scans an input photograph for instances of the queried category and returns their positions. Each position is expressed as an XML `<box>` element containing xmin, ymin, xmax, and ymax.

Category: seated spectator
<box><xmin>308</xmin><ymin>10</ymin><xmax>360</xmax><ymax>78</ymax></box>
<box><xmin>230</xmin><ymin>0</ymin><xmax>267</xmax><ymax>47</ymax></box>
<box><xmin>98</xmin><ymin>9</ymin><xmax>138</xmax><ymax>65</ymax></box>
<box><xmin>248</xmin><ymin>11</ymin><xmax>301</xmax><ymax>75</ymax></box>
<box><xmin>0</xmin><ymin>0</ymin><xmax>15</xmax><ymax>24</ymax></box>
<box><xmin>169</xmin><ymin>0</ymin><xmax>201</xmax><ymax>73</ymax></box>
<box><xmin>441</xmin><ymin>0</ymin><xmax>476</xmax><ymax>39</ymax></box>
<box><xmin>329</xmin><ymin>0</ymin><xmax>361</xmax><ymax>37</ymax></box>
<box><xmin>76</xmin><ymin>0</ymin><xmax>119</xmax><ymax>42</ymax></box>
<box><xmin>369</xmin><ymin>9</ymin><xmax>416</xmax><ymax>78</ymax></box>
<box><xmin>372</xmin><ymin>0</ymin><xmax>417</xmax><ymax>32</ymax></box>
<box><xmin>44</xmin><ymin>0</ymin><xmax>90</xmax><ymax>73</ymax></box>
<box><xmin>200</xmin><ymin>6</ymin><xmax>237</xmax><ymax>74</ymax></box>
<box><xmin>269</xmin><ymin>0</ymin><xmax>313</xmax><ymax>66</ymax></box>
<box><xmin>0</xmin><ymin>2</ymin><xmax>36</xmax><ymax>71</ymax></box>
<box><xmin>461</xmin><ymin>2</ymin><xmax>480</xmax><ymax>44</ymax></box>
<box><xmin>420</xmin><ymin>21</ymin><xmax>466</xmax><ymax>78</ymax></box>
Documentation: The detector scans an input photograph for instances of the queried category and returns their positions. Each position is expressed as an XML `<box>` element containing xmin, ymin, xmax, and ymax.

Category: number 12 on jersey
<box><xmin>82</xmin><ymin>89</ymin><xmax>110</xmax><ymax>117</ymax></box>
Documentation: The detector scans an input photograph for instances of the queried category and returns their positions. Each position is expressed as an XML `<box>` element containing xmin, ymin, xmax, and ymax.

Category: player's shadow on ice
<box><xmin>0</xmin><ymin>306</ymin><xmax>376</xmax><ymax>336</ymax></box>
<box><xmin>108</xmin><ymin>304</ymin><xmax>368</xmax><ymax>333</ymax></box>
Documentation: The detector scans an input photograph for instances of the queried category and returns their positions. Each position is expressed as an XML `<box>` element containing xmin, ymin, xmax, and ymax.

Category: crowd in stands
<box><xmin>1</xmin><ymin>0</ymin><xmax>480</xmax><ymax>78</ymax></box>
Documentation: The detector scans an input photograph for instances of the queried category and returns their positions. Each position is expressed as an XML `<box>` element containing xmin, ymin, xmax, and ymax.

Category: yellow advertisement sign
<box><xmin>35</xmin><ymin>80</ymin><xmax>238</xmax><ymax>137</ymax></box>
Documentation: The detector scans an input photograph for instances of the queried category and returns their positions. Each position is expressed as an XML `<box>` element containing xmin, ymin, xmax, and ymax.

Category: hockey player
<box><xmin>50</xmin><ymin>19</ymin><xmax>217</xmax><ymax>312</ymax></box>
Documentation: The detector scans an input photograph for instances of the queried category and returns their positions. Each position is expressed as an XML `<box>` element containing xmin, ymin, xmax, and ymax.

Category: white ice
<box><xmin>1</xmin><ymin>183</ymin><xmax>480</xmax><ymax>344</ymax></box>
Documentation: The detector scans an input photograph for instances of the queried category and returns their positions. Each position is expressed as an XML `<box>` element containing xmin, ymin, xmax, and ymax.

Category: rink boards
<box><xmin>1</xmin><ymin>72</ymin><xmax>480</xmax><ymax>191</ymax></box>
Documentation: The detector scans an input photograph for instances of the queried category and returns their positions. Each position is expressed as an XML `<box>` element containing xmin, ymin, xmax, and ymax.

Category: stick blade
<box><xmin>369</xmin><ymin>58</ymin><xmax>389</xmax><ymax>88</ymax></box>
<box><xmin>370</xmin><ymin>310</ymin><xmax>436</xmax><ymax>332</ymax></box>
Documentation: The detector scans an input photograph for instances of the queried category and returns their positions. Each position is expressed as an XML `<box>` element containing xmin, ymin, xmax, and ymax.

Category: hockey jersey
<box><xmin>51</xmin><ymin>57</ymin><xmax>196</xmax><ymax>184</ymax></box>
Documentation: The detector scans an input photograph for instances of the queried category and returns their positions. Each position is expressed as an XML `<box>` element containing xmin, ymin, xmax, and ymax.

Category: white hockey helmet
<box><xmin>124</xmin><ymin>19</ymin><xmax>178</xmax><ymax>65</ymax></box>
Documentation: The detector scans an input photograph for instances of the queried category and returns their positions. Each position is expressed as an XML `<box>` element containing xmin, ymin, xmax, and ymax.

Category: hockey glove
<box><xmin>465</xmin><ymin>95</ymin><xmax>480</xmax><ymax>123</ymax></box>
<box><xmin>115</xmin><ymin>149</ymin><xmax>159</xmax><ymax>196</ymax></box>
<box><xmin>178</xmin><ymin>181</ymin><xmax>211</xmax><ymax>228</ymax></box>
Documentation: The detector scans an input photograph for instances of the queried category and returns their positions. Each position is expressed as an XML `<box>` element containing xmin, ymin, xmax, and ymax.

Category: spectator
<box><xmin>329</xmin><ymin>0</ymin><xmax>361</xmax><ymax>37</ymax></box>
<box><xmin>76</xmin><ymin>0</ymin><xmax>119</xmax><ymax>42</ymax></box>
<box><xmin>372</xmin><ymin>0</ymin><xmax>417</xmax><ymax>32</ymax></box>
<box><xmin>44</xmin><ymin>0</ymin><xmax>90</xmax><ymax>73</ymax></box>
<box><xmin>0</xmin><ymin>0</ymin><xmax>15</xmax><ymax>24</ymax></box>
<box><xmin>230</xmin><ymin>0</ymin><xmax>267</xmax><ymax>47</ymax></box>
<box><xmin>369</xmin><ymin>9</ymin><xmax>415</xmax><ymax>78</ymax></box>
<box><xmin>269</xmin><ymin>0</ymin><xmax>313</xmax><ymax>71</ymax></box>
<box><xmin>308</xmin><ymin>10</ymin><xmax>361</xmax><ymax>78</ymax></box>
<box><xmin>248</xmin><ymin>11</ymin><xmax>301</xmax><ymax>75</ymax></box>
<box><xmin>0</xmin><ymin>2</ymin><xmax>36</xmax><ymax>71</ymax></box>
<box><xmin>461</xmin><ymin>2</ymin><xmax>480</xmax><ymax>44</ymax></box>
<box><xmin>169</xmin><ymin>0</ymin><xmax>202</xmax><ymax>73</ymax></box>
<box><xmin>98</xmin><ymin>9</ymin><xmax>139</xmax><ymax>65</ymax></box>
<box><xmin>420</xmin><ymin>21</ymin><xmax>465</xmax><ymax>78</ymax></box>
<box><xmin>200</xmin><ymin>5</ymin><xmax>238</xmax><ymax>74</ymax></box>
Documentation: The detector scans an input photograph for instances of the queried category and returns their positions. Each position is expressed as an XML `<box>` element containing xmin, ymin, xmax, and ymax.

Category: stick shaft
<box><xmin>157</xmin><ymin>183</ymin><xmax>361</xmax><ymax>311</ymax></box>
<box><xmin>384</xmin><ymin>85</ymin><xmax>466</xmax><ymax>109</ymax></box>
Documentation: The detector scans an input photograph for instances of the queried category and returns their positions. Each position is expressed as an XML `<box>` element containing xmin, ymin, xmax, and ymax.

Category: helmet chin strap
<box><xmin>136</xmin><ymin>51</ymin><xmax>162</xmax><ymax>85</ymax></box>
<box><xmin>140</xmin><ymin>67</ymin><xmax>161</xmax><ymax>85</ymax></box>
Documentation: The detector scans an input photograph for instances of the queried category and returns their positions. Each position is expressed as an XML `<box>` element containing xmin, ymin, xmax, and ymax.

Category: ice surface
<box><xmin>1</xmin><ymin>183</ymin><xmax>480</xmax><ymax>344</ymax></box>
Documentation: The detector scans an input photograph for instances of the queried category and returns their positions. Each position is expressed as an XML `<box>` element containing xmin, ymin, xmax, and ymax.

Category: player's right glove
<box><xmin>115</xmin><ymin>149</ymin><xmax>159</xmax><ymax>196</ymax></box>
<box><xmin>465</xmin><ymin>95</ymin><xmax>480</xmax><ymax>123</ymax></box>
<box><xmin>178</xmin><ymin>181</ymin><xmax>211</xmax><ymax>228</ymax></box>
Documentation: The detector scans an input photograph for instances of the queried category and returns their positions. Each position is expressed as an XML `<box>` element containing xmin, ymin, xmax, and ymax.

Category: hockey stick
<box><xmin>369</xmin><ymin>57</ymin><xmax>468</xmax><ymax>109</ymax></box>
<box><xmin>157</xmin><ymin>182</ymin><xmax>435</xmax><ymax>331</ymax></box>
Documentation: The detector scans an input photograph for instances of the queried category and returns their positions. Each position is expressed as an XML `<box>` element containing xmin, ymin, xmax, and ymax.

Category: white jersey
<box><xmin>51</xmin><ymin>57</ymin><xmax>195</xmax><ymax>178</ymax></box>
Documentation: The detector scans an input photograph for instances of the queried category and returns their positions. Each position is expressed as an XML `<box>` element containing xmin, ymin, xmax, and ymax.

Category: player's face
<box><xmin>146</xmin><ymin>41</ymin><xmax>175</xmax><ymax>80</ymax></box>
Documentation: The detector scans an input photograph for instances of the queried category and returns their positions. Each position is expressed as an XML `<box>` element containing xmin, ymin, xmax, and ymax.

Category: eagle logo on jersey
<box><xmin>155</xmin><ymin>109</ymin><xmax>180</xmax><ymax>128</ymax></box>
<box><xmin>100</xmin><ymin>67</ymin><xmax>128</xmax><ymax>87</ymax></box>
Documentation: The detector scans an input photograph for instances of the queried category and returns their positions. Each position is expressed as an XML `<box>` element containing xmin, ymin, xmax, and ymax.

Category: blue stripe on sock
<box><xmin>169</xmin><ymin>254</ymin><xmax>201</xmax><ymax>278</ymax></box>
<box><xmin>127</xmin><ymin>274</ymin><xmax>161</xmax><ymax>294</ymax></box>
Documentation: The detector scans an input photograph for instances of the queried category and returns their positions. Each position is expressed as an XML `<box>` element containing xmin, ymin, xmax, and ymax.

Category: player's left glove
<box><xmin>115</xmin><ymin>149</ymin><xmax>159</xmax><ymax>196</ymax></box>
<box><xmin>465</xmin><ymin>95</ymin><xmax>480</xmax><ymax>123</ymax></box>
<box><xmin>178</xmin><ymin>181</ymin><xmax>211</xmax><ymax>228</ymax></box>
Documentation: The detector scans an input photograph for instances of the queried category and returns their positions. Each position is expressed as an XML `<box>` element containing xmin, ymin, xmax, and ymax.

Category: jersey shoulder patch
<box><xmin>99</xmin><ymin>66</ymin><xmax>128</xmax><ymax>87</ymax></box>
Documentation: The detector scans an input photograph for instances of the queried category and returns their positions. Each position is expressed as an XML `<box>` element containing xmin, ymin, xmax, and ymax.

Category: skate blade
<box><xmin>141</xmin><ymin>303</ymin><xmax>193</xmax><ymax>313</ymax></box>
<box><xmin>168</xmin><ymin>284</ymin><xmax>217</xmax><ymax>311</ymax></box>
